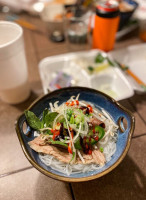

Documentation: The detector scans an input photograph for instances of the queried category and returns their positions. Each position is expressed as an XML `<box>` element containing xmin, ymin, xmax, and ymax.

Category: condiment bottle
<box><xmin>92</xmin><ymin>0</ymin><xmax>120</xmax><ymax>52</ymax></box>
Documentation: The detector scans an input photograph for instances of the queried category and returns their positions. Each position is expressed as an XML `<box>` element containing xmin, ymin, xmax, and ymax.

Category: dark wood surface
<box><xmin>0</xmin><ymin>13</ymin><xmax>146</xmax><ymax>200</ymax></box>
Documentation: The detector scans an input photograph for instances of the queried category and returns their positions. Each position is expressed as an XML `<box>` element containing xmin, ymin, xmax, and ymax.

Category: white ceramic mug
<box><xmin>0</xmin><ymin>21</ymin><xmax>30</xmax><ymax>104</ymax></box>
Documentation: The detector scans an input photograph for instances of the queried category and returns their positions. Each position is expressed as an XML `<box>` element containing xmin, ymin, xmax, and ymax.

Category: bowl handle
<box><xmin>117</xmin><ymin>114</ymin><xmax>135</xmax><ymax>134</ymax></box>
<box><xmin>15</xmin><ymin>114</ymin><xmax>32</xmax><ymax>137</ymax></box>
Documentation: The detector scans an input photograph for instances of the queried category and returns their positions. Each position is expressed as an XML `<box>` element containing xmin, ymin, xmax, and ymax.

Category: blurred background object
<box><xmin>1</xmin><ymin>0</ymin><xmax>146</xmax><ymax>44</ymax></box>
<box><xmin>118</xmin><ymin>0</ymin><xmax>138</xmax><ymax>30</ymax></box>
<box><xmin>0</xmin><ymin>0</ymin><xmax>77</xmax><ymax>14</ymax></box>
<box><xmin>92</xmin><ymin>0</ymin><xmax>120</xmax><ymax>52</ymax></box>
<box><xmin>134</xmin><ymin>0</ymin><xmax>146</xmax><ymax>42</ymax></box>
<box><xmin>0</xmin><ymin>0</ymin><xmax>38</xmax><ymax>13</ymax></box>
<box><xmin>40</xmin><ymin>3</ymin><xmax>65</xmax><ymax>42</ymax></box>
<box><xmin>0</xmin><ymin>21</ymin><xmax>30</xmax><ymax>104</ymax></box>
<box><xmin>65</xmin><ymin>17</ymin><xmax>89</xmax><ymax>51</ymax></box>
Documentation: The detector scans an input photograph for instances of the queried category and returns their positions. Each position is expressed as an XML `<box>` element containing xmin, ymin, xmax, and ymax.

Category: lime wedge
<box><xmin>94</xmin><ymin>63</ymin><xmax>109</xmax><ymax>73</ymax></box>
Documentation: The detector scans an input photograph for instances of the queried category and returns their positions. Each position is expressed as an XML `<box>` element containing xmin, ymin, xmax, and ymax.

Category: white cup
<box><xmin>0</xmin><ymin>21</ymin><xmax>30</xmax><ymax>104</ymax></box>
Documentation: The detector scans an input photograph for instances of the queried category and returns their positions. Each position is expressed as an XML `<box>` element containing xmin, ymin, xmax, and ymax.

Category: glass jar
<box><xmin>65</xmin><ymin>17</ymin><xmax>90</xmax><ymax>51</ymax></box>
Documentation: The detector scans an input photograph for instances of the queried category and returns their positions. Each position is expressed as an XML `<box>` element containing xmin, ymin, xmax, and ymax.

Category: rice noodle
<box><xmin>77</xmin><ymin>150</ymin><xmax>85</xmax><ymax>164</ymax></box>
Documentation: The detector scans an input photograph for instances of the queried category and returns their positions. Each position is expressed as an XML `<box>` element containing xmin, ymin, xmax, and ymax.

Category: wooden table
<box><xmin>0</xmin><ymin>13</ymin><xmax>146</xmax><ymax>200</ymax></box>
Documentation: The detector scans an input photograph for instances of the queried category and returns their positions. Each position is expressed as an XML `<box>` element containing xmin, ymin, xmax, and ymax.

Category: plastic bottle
<box><xmin>93</xmin><ymin>0</ymin><xmax>120</xmax><ymax>52</ymax></box>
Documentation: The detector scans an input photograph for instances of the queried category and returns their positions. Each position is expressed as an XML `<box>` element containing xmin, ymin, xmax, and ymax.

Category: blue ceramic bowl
<box><xmin>15</xmin><ymin>87</ymin><xmax>135</xmax><ymax>182</ymax></box>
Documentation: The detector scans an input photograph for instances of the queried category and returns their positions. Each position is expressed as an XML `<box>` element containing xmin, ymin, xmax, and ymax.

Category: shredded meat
<box><xmin>90</xmin><ymin>117</ymin><xmax>105</xmax><ymax>128</ymax></box>
<box><xmin>28</xmin><ymin>136</ymin><xmax>71</xmax><ymax>163</ymax></box>
<box><xmin>29</xmin><ymin>136</ymin><xmax>105</xmax><ymax>165</ymax></box>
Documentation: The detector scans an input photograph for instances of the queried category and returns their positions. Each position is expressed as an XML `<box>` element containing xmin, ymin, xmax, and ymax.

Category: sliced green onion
<box><xmin>70</xmin><ymin>115</ymin><xmax>75</xmax><ymax>124</ymax></box>
<box><xmin>100</xmin><ymin>147</ymin><xmax>104</xmax><ymax>153</ymax></box>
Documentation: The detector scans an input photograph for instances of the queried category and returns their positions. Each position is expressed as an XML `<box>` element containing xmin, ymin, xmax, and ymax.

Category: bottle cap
<box><xmin>96</xmin><ymin>0</ymin><xmax>119</xmax><ymax>18</ymax></box>
<box><xmin>97</xmin><ymin>0</ymin><xmax>119</xmax><ymax>13</ymax></box>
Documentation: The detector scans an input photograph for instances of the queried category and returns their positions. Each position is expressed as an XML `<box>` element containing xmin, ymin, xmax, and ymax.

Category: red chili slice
<box><xmin>87</xmin><ymin>104</ymin><xmax>93</xmax><ymax>113</ymax></box>
<box><xmin>76</xmin><ymin>100</ymin><xmax>79</xmax><ymax>105</ymax></box>
<box><xmin>52</xmin><ymin>135</ymin><xmax>56</xmax><ymax>140</ymax></box>
<box><xmin>51</xmin><ymin>129</ymin><xmax>54</xmax><ymax>133</ymax></box>
<box><xmin>71</xmin><ymin>131</ymin><xmax>74</xmax><ymax>139</ymax></box>
<box><xmin>88</xmin><ymin>149</ymin><xmax>92</xmax><ymax>155</ymax></box>
<box><xmin>68</xmin><ymin>146</ymin><xmax>72</xmax><ymax>154</ymax></box>
<box><xmin>52</xmin><ymin>130</ymin><xmax>60</xmax><ymax>141</ymax></box>
<box><xmin>70</xmin><ymin>101</ymin><xmax>75</xmax><ymax>106</ymax></box>
<box><xmin>94</xmin><ymin>136</ymin><xmax>99</xmax><ymax>141</ymax></box>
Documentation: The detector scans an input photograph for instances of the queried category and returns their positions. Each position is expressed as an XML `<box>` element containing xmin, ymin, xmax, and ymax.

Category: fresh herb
<box><xmin>41</xmin><ymin>108</ymin><xmax>49</xmax><ymax>127</ymax></box>
<box><xmin>94</xmin><ymin>53</ymin><xmax>115</xmax><ymax>67</ymax></box>
<box><xmin>45</xmin><ymin>112</ymin><xmax>58</xmax><ymax>128</ymax></box>
<box><xmin>100</xmin><ymin>147</ymin><xmax>104</xmax><ymax>153</ymax></box>
<box><xmin>106</xmin><ymin>57</ymin><xmax>115</xmax><ymax>66</ymax></box>
<box><xmin>45</xmin><ymin>129</ymin><xmax>53</xmax><ymax>135</ymax></box>
<box><xmin>77</xmin><ymin>108</ymin><xmax>83</xmax><ymax>114</ymax></box>
<box><xmin>95</xmin><ymin>53</ymin><xmax>105</xmax><ymax>63</ymax></box>
<box><xmin>60</xmin><ymin>118</ymin><xmax>65</xmax><ymax>123</ymax></box>
<box><xmin>114</xmin><ymin>60</ymin><xmax>129</xmax><ymax>71</ymax></box>
<box><xmin>24</xmin><ymin>110</ymin><xmax>42</xmax><ymax>130</ymax></box>
<box><xmin>70</xmin><ymin>152</ymin><xmax>76</xmax><ymax>162</ymax></box>
<box><xmin>70</xmin><ymin>115</ymin><xmax>75</xmax><ymax>124</ymax></box>
<box><xmin>63</xmin><ymin>121</ymin><xmax>68</xmax><ymax>129</ymax></box>
<box><xmin>67</xmin><ymin>109</ymin><xmax>73</xmax><ymax>121</ymax></box>
<box><xmin>74</xmin><ymin>138</ymin><xmax>82</xmax><ymax>150</ymax></box>
<box><xmin>49</xmin><ymin>139</ymin><xmax>68</xmax><ymax>148</ymax></box>
<box><xmin>75</xmin><ymin>115</ymin><xmax>82</xmax><ymax>125</ymax></box>
<box><xmin>88</xmin><ymin>66</ymin><xmax>94</xmax><ymax>72</ymax></box>
<box><xmin>86</xmin><ymin>113</ymin><xmax>93</xmax><ymax>117</ymax></box>
<box><xmin>24</xmin><ymin>110</ymin><xmax>58</xmax><ymax>130</ymax></box>
<box><xmin>67</xmin><ymin>109</ymin><xmax>73</xmax><ymax>116</ymax></box>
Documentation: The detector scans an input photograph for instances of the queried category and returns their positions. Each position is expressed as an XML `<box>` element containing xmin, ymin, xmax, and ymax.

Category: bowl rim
<box><xmin>15</xmin><ymin>87</ymin><xmax>135</xmax><ymax>182</ymax></box>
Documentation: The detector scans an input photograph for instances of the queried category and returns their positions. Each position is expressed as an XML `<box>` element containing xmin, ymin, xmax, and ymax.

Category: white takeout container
<box><xmin>39</xmin><ymin>45</ymin><xmax>146</xmax><ymax>101</ymax></box>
